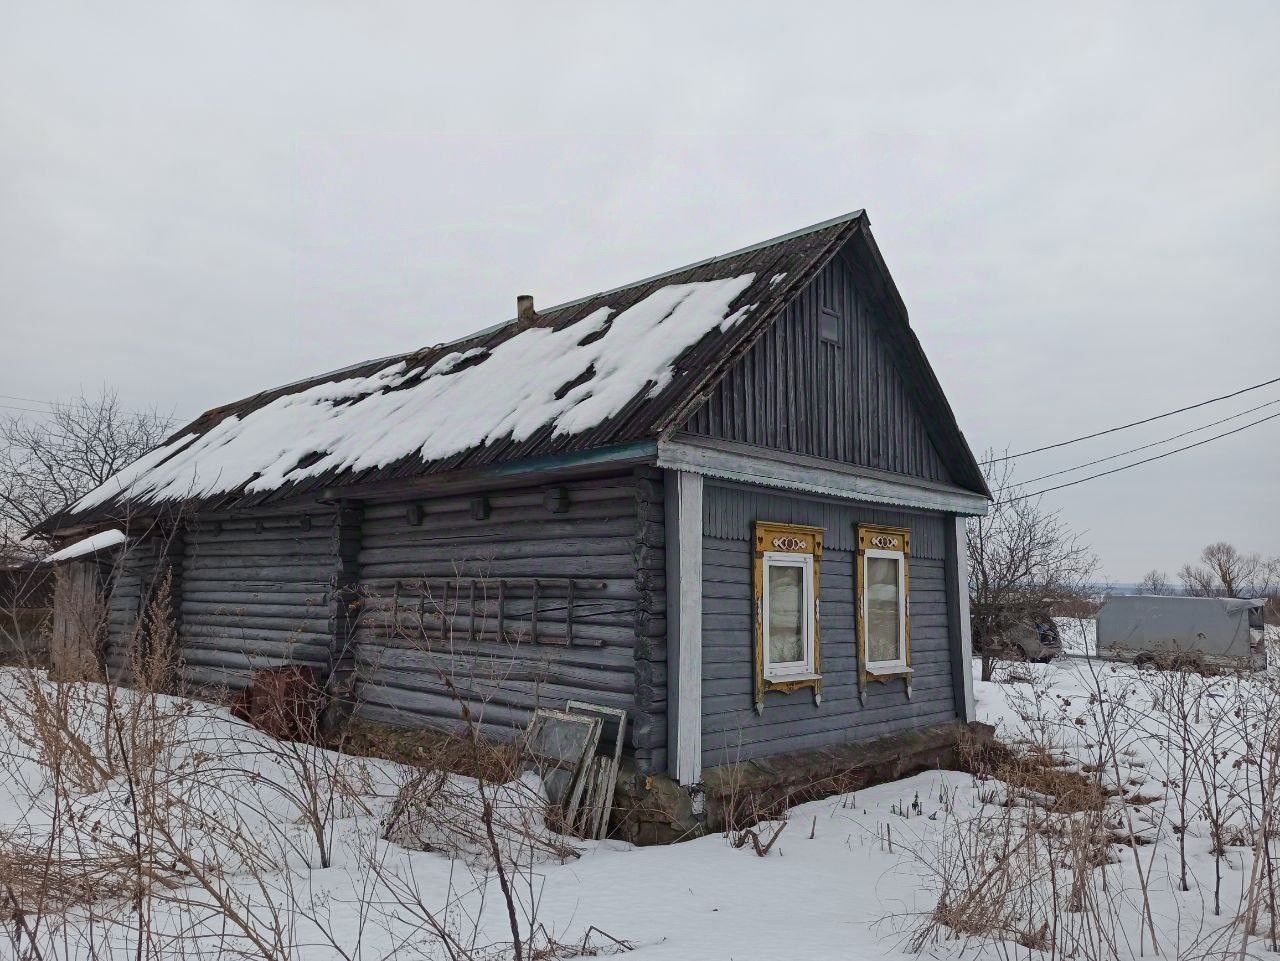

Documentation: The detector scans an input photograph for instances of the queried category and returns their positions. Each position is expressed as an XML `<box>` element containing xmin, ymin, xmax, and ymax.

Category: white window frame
<box><xmin>863</xmin><ymin>547</ymin><xmax>908</xmax><ymax>674</ymax></box>
<box><xmin>761</xmin><ymin>550</ymin><xmax>817</xmax><ymax>681</ymax></box>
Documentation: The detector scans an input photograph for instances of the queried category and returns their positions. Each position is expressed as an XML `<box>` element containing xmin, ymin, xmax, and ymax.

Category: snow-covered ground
<box><xmin>1054</xmin><ymin>615</ymin><xmax>1096</xmax><ymax>656</ymax></box>
<box><xmin>4</xmin><ymin>626</ymin><xmax>1280</xmax><ymax>959</ymax></box>
<box><xmin>0</xmin><ymin>669</ymin><xmax>958</xmax><ymax>960</ymax></box>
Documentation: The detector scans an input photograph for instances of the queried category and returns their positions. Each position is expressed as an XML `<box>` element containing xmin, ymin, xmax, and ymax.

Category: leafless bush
<box><xmin>910</xmin><ymin>652</ymin><xmax>1280</xmax><ymax>960</ymax></box>
<box><xmin>367</xmin><ymin>572</ymin><xmax>589</xmax><ymax>961</ymax></box>
<box><xmin>0</xmin><ymin>542</ymin><xmax>635</xmax><ymax>961</ymax></box>
<box><xmin>968</xmin><ymin>454</ymin><xmax>1098</xmax><ymax>680</ymax></box>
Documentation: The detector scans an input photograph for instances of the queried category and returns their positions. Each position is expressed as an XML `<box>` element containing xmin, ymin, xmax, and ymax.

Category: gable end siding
<box><xmin>685</xmin><ymin>257</ymin><xmax>952</xmax><ymax>483</ymax></box>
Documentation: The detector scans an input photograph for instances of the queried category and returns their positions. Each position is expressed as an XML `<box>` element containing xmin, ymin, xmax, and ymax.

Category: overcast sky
<box><xmin>2</xmin><ymin>2</ymin><xmax>1277</xmax><ymax>581</ymax></box>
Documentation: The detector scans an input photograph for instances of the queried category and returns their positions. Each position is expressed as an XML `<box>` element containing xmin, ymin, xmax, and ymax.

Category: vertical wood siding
<box><xmin>700</xmin><ymin>483</ymin><xmax>956</xmax><ymax>767</ymax></box>
<box><xmin>349</xmin><ymin>473</ymin><xmax>660</xmax><ymax>759</ymax></box>
<box><xmin>178</xmin><ymin>510</ymin><xmax>336</xmax><ymax>690</ymax></box>
<box><xmin>686</xmin><ymin>257</ymin><xmax>951</xmax><ymax>483</ymax></box>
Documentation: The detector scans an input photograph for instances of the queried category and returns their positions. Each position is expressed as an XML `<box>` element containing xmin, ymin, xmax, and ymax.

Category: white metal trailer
<box><xmin>1096</xmin><ymin>594</ymin><xmax>1267</xmax><ymax>670</ymax></box>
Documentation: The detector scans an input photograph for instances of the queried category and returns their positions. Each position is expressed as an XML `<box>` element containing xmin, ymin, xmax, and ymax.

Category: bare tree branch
<box><xmin>967</xmin><ymin>452</ymin><xmax>1099</xmax><ymax>680</ymax></box>
<box><xmin>1179</xmin><ymin>542</ymin><xmax>1279</xmax><ymax>598</ymax></box>
<box><xmin>0</xmin><ymin>389</ymin><xmax>172</xmax><ymax>561</ymax></box>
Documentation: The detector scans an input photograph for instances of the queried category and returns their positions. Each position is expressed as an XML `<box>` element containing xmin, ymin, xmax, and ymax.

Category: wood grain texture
<box><xmin>698</xmin><ymin>484</ymin><xmax>957</xmax><ymax>767</ymax></box>
<box><xmin>685</xmin><ymin>255</ymin><xmax>951</xmax><ymax>483</ymax></box>
<box><xmin>103</xmin><ymin>538</ymin><xmax>159</xmax><ymax>680</ymax></box>
<box><xmin>178</xmin><ymin>509</ymin><xmax>335</xmax><ymax>690</ymax></box>
<box><xmin>664</xmin><ymin>469</ymin><xmax>703</xmax><ymax>784</ymax></box>
<box><xmin>348</xmin><ymin>473</ymin><xmax>654</xmax><ymax>754</ymax></box>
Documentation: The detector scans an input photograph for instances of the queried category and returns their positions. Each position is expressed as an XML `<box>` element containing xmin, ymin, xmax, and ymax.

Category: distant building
<box><xmin>0</xmin><ymin>559</ymin><xmax>53</xmax><ymax>661</ymax></box>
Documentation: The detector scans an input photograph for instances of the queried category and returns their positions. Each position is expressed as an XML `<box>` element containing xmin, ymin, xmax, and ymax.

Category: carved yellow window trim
<box><xmin>856</xmin><ymin>523</ymin><xmax>912</xmax><ymax>697</ymax></box>
<box><xmin>753</xmin><ymin>521</ymin><xmax>824</xmax><ymax>712</ymax></box>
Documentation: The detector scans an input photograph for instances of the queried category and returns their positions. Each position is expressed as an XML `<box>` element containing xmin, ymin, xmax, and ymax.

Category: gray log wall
<box><xmin>95</xmin><ymin>477</ymin><xmax>959</xmax><ymax>776</ymax></box>
<box><xmin>103</xmin><ymin>538</ymin><xmax>158</xmax><ymax>679</ymax></box>
<box><xmin>685</xmin><ymin>256</ymin><xmax>952</xmax><ymax>483</ymax></box>
<box><xmin>178</xmin><ymin>509</ymin><xmax>336</xmax><ymax>690</ymax></box>
<box><xmin>347</xmin><ymin>470</ymin><xmax>667</xmax><ymax>771</ymax></box>
<box><xmin>700</xmin><ymin>481</ymin><xmax>956</xmax><ymax>767</ymax></box>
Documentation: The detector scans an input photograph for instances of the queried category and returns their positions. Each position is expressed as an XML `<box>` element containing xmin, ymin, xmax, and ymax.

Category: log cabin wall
<box><xmin>103</xmin><ymin>537</ymin><xmax>158</xmax><ymax>679</ymax></box>
<box><xmin>348</xmin><ymin>469</ymin><xmax>667</xmax><ymax>773</ymax></box>
<box><xmin>700</xmin><ymin>481</ymin><xmax>955</xmax><ymax>767</ymax></box>
<box><xmin>684</xmin><ymin>255</ymin><xmax>952</xmax><ymax>483</ymax></box>
<box><xmin>177</xmin><ymin>508</ymin><xmax>336</xmax><ymax>691</ymax></box>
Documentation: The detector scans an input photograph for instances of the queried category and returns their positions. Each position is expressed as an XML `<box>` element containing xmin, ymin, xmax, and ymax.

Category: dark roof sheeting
<box><xmin>43</xmin><ymin>211</ymin><xmax>988</xmax><ymax>532</ymax></box>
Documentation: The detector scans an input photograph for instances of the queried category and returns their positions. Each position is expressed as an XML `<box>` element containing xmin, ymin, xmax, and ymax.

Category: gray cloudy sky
<box><xmin>2</xmin><ymin>2</ymin><xmax>1277</xmax><ymax>581</ymax></box>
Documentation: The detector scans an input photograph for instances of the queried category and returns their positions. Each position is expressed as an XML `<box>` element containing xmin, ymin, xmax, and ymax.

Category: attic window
<box><xmin>819</xmin><ymin>308</ymin><xmax>841</xmax><ymax>345</ymax></box>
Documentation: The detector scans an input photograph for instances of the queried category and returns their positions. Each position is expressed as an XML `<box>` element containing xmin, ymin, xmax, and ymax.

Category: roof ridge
<box><xmin>426</xmin><ymin>208</ymin><xmax>867</xmax><ymax>355</ymax></box>
<box><xmin>203</xmin><ymin>209</ymin><xmax>869</xmax><ymax>413</ymax></box>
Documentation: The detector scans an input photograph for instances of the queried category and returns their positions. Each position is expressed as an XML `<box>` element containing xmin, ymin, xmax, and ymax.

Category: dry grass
<box><xmin>0</xmin><ymin>828</ymin><xmax>187</xmax><ymax>917</ymax></box>
<box><xmin>341</xmin><ymin>716</ymin><xmax>521</xmax><ymax>784</ymax></box>
<box><xmin>967</xmin><ymin>738</ymin><xmax>1114</xmax><ymax>815</ymax></box>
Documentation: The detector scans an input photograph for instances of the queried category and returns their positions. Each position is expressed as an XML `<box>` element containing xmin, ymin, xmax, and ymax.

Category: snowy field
<box><xmin>4</xmin><ymin>628</ymin><xmax>1280</xmax><ymax>959</ymax></box>
<box><xmin>1055</xmin><ymin>615</ymin><xmax>1096</xmax><ymax>656</ymax></box>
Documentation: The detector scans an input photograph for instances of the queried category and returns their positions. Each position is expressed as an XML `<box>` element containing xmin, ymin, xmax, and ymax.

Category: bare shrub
<box><xmin>0</xmin><ymin>544</ymin><xmax>632</xmax><ymax>960</ymax></box>
<box><xmin>968</xmin><ymin>454</ymin><xmax>1098</xmax><ymax>681</ymax></box>
<box><xmin>911</xmin><ymin>651</ymin><xmax>1280</xmax><ymax>960</ymax></box>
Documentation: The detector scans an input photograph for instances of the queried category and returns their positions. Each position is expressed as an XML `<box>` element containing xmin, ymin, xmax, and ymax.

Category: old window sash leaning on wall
<box><xmin>857</xmin><ymin>522</ymin><xmax>912</xmax><ymax>703</ymax></box>
<box><xmin>753</xmin><ymin>521</ymin><xmax>824</xmax><ymax>712</ymax></box>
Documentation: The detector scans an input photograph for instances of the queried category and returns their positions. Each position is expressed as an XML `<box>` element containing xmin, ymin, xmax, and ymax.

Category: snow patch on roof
<box><xmin>70</xmin><ymin>274</ymin><xmax>756</xmax><ymax>513</ymax></box>
<box><xmin>45</xmin><ymin>529</ymin><xmax>126</xmax><ymax>563</ymax></box>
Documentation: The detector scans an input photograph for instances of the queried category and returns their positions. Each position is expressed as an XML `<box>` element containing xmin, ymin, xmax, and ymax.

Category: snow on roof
<box><xmin>45</xmin><ymin>529</ymin><xmax>126</xmax><ymax>563</ymax></box>
<box><xmin>70</xmin><ymin>274</ymin><xmax>757</xmax><ymax>514</ymax></box>
<box><xmin>41</xmin><ymin>209</ymin><xmax>990</xmax><ymax>532</ymax></box>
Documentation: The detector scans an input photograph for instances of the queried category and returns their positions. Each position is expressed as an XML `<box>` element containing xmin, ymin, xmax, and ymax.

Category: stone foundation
<box><xmin>611</xmin><ymin>720</ymin><xmax>994</xmax><ymax>845</ymax></box>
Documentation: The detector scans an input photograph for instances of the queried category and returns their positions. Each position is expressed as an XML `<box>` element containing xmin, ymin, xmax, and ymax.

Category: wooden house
<box><xmin>39</xmin><ymin>210</ymin><xmax>990</xmax><ymax>809</ymax></box>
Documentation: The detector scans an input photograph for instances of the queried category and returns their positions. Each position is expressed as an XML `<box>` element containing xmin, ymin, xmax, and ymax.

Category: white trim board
<box><xmin>948</xmin><ymin>515</ymin><xmax>977</xmax><ymax>721</ymax></box>
<box><xmin>664</xmin><ymin>469</ymin><xmax>704</xmax><ymax>785</ymax></box>
<box><xmin>657</xmin><ymin>438</ymin><xmax>989</xmax><ymax>517</ymax></box>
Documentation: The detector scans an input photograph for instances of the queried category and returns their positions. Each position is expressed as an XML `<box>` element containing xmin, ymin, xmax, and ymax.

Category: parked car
<box><xmin>979</xmin><ymin>613</ymin><xmax>1063</xmax><ymax>663</ymax></box>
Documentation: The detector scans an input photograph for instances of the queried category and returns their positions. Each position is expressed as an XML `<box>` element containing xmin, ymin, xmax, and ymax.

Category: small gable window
<box><xmin>819</xmin><ymin>307</ymin><xmax>841</xmax><ymax>345</ymax></box>
<box><xmin>857</xmin><ymin>524</ymin><xmax>912</xmax><ymax>683</ymax></box>
<box><xmin>753</xmin><ymin>521</ymin><xmax>823</xmax><ymax>711</ymax></box>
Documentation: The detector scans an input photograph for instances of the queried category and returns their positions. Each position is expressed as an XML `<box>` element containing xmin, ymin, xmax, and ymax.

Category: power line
<box><xmin>1010</xmin><ymin>408</ymin><xmax>1280</xmax><ymax>501</ymax></box>
<box><xmin>981</xmin><ymin>374</ymin><xmax>1280</xmax><ymax>464</ymax></box>
<box><xmin>1016</xmin><ymin>396</ymin><xmax>1280</xmax><ymax>487</ymax></box>
<box><xmin>0</xmin><ymin>393</ymin><xmax>57</xmax><ymax>407</ymax></box>
<box><xmin>0</xmin><ymin>394</ymin><xmax>179</xmax><ymax>421</ymax></box>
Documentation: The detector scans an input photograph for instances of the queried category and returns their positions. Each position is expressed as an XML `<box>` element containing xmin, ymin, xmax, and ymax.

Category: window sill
<box><xmin>764</xmin><ymin>671</ymin><xmax>822</xmax><ymax>684</ymax></box>
<box><xmin>865</xmin><ymin>664</ymin><xmax>913</xmax><ymax>678</ymax></box>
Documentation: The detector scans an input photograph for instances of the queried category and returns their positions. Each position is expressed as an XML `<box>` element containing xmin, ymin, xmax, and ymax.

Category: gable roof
<box><xmin>41</xmin><ymin>211</ymin><xmax>988</xmax><ymax>534</ymax></box>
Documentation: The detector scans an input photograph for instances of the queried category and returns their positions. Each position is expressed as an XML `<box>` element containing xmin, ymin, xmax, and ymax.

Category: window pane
<box><xmin>866</xmin><ymin>556</ymin><xmax>901</xmax><ymax>663</ymax></box>
<box><xmin>768</xmin><ymin>564</ymin><xmax>805</xmax><ymax>664</ymax></box>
